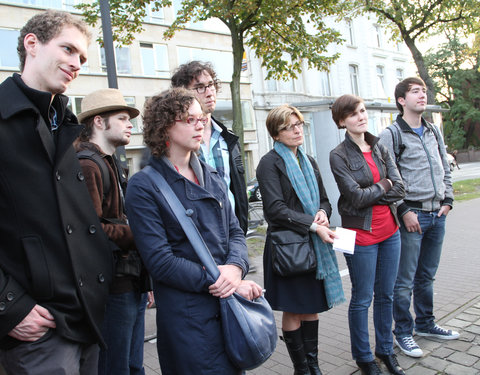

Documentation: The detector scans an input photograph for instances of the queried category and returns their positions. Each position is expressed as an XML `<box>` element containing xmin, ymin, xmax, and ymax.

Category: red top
<box><xmin>353</xmin><ymin>151</ymin><xmax>398</xmax><ymax>246</ymax></box>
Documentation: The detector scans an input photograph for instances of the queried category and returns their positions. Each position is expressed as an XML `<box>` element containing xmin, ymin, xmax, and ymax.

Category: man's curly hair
<box><xmin>18</xmin><ymin>10</ymin><xmax>91</xmax><ymax>72</ymax></box>
<box><xmin>171</xmin><ymin>61</ymin><xmax>220</xmax><ymax>91</ymax></box>
<box><xmin>143</xmin><ymin>88</ymin><xmax>199</xmax><ymax>157</ymax></box>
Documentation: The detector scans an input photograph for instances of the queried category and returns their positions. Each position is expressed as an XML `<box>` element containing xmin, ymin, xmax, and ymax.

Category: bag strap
<box><xmin>142</xmin><ymin>165</ymin><xmax>221</xmax><ymax>280</ymax></box>
<box><xmin>387</xmin><ymin>125</ymin><xmax>406</xmax><ymax>164</ymax></box>
<box><xmin>77</xmin><ymin>149</ymin><xmax>111</xmax><ymax>198</ymax></box>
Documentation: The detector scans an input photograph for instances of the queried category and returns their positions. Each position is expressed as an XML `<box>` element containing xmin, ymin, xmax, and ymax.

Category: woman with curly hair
<box><xmin>125</xmin><ymin>88</ymin><xmax>262</xmax><ymax>374</ymax></box>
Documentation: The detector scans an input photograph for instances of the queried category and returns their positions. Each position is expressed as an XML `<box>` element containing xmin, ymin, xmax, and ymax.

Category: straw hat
<box><xmin>77</xmin><ymin>88</ymin><xmax>140</xmax><ymax>123</ymax></box>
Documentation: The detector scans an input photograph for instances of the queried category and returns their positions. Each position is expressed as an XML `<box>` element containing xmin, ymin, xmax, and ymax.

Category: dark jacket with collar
<box><xmin>76</xmin><ymin>141</ymin><xmax>150</xmax><ymax>294</ymax></box>
<box><xmin>0</xmin><ymin>76</ymin><xmax>113</xmax><ymax>349</ymax></box>
<box><xmin>256</xmin><ymin>149</ymin><xmax>332</xmax><ymax>235</ymax></box>
<box><xmin>125</xmin><ymin>156</ymin><xmax>248</xmax><ymax>373</ymax></box>
<box><xmin>329</xmin><ymin>131</ymin><xmax>405</xmax><ymax>231</ymax></box>
<box><xmin>212</xmin><ymin>117</ymin><xmax>248</xmax><ymax>234</ymax></box>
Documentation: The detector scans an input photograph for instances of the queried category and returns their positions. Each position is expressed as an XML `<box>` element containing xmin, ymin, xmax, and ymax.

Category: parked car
<box><xmin>247</xmin><ymin>178</ymin><xmax>262</xmax><ymax>202</ymax></box>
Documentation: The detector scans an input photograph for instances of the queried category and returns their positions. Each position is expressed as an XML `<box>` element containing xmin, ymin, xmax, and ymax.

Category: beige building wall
<box><xmin>0</xmin><ymin>2</ymin><xmax>257</xmax><ymax>177</ymax></box>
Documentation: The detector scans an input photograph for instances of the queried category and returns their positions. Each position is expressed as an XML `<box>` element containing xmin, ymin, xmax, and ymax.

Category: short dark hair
<box><xmin>77</xmin><ymin>110</ymin><xmax>122</xmax><ymax>142</ymax></box>
<box><xmin>171</xmin><ymin>61</ymin><xmax>220</xmax><ymax>91</ymax></box>
<box><xmin>394</xmin><ymin>77</ymin><xmax>426</xmax><ymax>114</ymax></box>
<box><xmin>143</xmin><ymin>88</ymin><xmax>200</xmax><ymax>157</ymax></box>
<box><xmin>18</xmin><ymin>10</ymin><xmax>91</xmax><ymax>72</ymax></box>
<box><xmin>331</xmin><ymin>94</ymin><xmax>364</xmax><ymax>129</ymax></box>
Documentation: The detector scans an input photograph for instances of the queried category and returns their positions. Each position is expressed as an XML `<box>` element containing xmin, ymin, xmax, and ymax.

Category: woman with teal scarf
<box><xmin>257</xmin><ymin>105</ymin><xmax>345</xmax><ymax>375</ymax></box>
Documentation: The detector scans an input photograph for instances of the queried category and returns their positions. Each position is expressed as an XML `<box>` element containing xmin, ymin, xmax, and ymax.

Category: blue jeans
<box><xmin>345</xmin><ymin>230</ymin><xmax>401</xmax><ymax>362</ymax></box>
<box><xmin>393</xmin><ymin>210</ymin><xmax>446</xmax><ymax>338</ymax></box>
<box><xmin>98</xmin><ymin>291</ymin><xmax>148</xmax><ymax>375</ymax></box>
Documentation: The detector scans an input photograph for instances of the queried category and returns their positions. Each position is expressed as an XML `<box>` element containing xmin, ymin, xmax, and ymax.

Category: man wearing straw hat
<box><xmin>76</xmin><ymin>89</ymin><xmax>153</xmax><ymax>375</ymax></box>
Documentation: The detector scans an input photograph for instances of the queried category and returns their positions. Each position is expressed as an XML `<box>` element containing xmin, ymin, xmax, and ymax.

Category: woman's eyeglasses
<box><xmin>176</xmin><ymin>117</ymin><xmax>208</xmax><ymax>126</ymax></box>
<box><xmin>282</xmin><ymin>121</ymin><xmax>304</xmax><ymax>132</ymax></box>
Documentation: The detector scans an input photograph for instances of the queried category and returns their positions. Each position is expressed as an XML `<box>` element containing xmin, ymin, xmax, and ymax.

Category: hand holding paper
<box><xmin>333</xmin><ymin>227</ymin><xmax>356</xmax><ymax>254</ymax></box>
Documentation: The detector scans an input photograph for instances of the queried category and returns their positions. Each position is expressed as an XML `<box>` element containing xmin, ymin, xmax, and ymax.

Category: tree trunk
<box><xmin>403</xmin><ymin>36</ymin><xmax>436</xmax><ymax>105</ymax></box>
<box><xmin>229</xmin><ymin>27</ymin><xmax>245</xmax><ymax>156</ymax></box>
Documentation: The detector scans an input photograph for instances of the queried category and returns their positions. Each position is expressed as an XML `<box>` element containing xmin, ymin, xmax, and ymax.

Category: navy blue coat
<box><xmin>125</xmin><ymin>157</ymin><xmax>248</xmax><ymax>374</ymax></box>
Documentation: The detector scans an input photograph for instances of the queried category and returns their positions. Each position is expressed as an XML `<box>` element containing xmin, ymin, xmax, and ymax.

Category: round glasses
<box><xmin>191</xmin><ymin>82</ymin><xmax>216</xmax><ymax>94</ymax></box>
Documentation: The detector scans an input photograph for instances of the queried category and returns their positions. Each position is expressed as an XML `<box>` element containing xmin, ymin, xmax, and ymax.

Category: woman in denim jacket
<box><xmin>329</xmin><ymin>95</ymin><xmax>405</xmax><ymax>375</ymax></box>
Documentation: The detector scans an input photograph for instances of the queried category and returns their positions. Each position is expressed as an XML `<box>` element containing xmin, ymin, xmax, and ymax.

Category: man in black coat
<box><xmin>0</xmin><ymin>10</ymin><xmax>113</xmax><ymax>374</ymax></box>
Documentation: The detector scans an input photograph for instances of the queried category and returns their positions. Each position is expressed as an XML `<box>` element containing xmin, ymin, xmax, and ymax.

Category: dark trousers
<box><xmin>0</xmin><ymin>330</ymin><xmax>99</xmax><ymax>375</ymax></box>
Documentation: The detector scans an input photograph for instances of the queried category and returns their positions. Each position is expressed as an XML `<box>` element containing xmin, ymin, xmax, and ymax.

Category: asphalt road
<box><xmin>451</xmin><ymin>161</ymin><xmax>480</xmax><ymax>182</ymax></box>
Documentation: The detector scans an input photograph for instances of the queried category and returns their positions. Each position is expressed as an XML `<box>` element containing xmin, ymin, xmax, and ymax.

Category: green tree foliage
<box><xmin>447</xmin><ymin>69</ymin><xmax>480</xmax><ymax>148</ymax></box>
<box><xmin>423</xmin><ymin>34</ymin><xmax>480</xmax><ymax>149</ymax></box>
<box><xmin>78</xmin><ymin>0</ymin><xmax>345</xmax><ymax>151</ymax></box>
<box><xmin>356</xmin><ymin>0</ymin><xmax>480</xmax><ymax>105</ymax></box>
<box><xmin>424</xmin><ymin>36</ymin><xmax>471</xmax><ymax>105</ymax></box>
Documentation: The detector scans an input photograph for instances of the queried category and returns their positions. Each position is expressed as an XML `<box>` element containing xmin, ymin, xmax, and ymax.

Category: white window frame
<box><xmin>140</xmin><ymin>42</ymin><xmax>169</xmax><ymax>78</ymax></box>
<box><xmin>349</xmin><ymin>64</ymin><xmax>359</xmax><ymax>96</ymax></box>
<box><xmin>374</xmin><ymin>24</ymin><xmax>382</xmax><ymax>48</ymax></box>
<box><xmin>376</xmin><ymin>65</ymin><xmax>386</xmax><ymax>97</ymax></box>
<box><xmin>145</xmin><ymin>3</ymin><xmax>165</xmax><ymax>23</ymax></box>
<box><xmin>396</xmin><ymin>68</ymin><xmax>404</xmax><ymax>82</ymax></box>
<box><xmin>100</xmin><ymin>46</ymin><xmax>132</xmax><ymax>75</ymax></box>
<box><xmin>347</xmin><ymin>19</ymin><xmax>355</xmax><ymax>46</ymax></box>
<box><xmin>0</xmin><ymin>28</ymin><xmax>20</xmax><ymax>69</ymax></box>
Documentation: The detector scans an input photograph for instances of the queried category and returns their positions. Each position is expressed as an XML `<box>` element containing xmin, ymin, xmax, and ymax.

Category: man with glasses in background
<box><xmin>171</xmin><ymin>61</ymin><xmax>250</xmax><ymax>252</ymax></box>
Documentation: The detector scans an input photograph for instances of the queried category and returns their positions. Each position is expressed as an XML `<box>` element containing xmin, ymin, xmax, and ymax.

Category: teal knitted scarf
<box><xmin>274</xmin><ymin>142</ymin><xmax>345</xmax><ymax>308</ymax></box>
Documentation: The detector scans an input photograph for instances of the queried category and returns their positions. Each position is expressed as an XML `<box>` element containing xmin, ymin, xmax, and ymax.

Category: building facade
<box><xmin>248</xmin><ymin>15</ymin><xmax>417</xmax><ymax>223</ymax></box>
<box><xmin>0</xmin><ymin>3</ymin><xmax>418</xmax><ymax>182</ymax></box>
<box><xmin>0</xmin><ymin>0</ymin><xmax>257</xmax><ymax>175</ymax></box>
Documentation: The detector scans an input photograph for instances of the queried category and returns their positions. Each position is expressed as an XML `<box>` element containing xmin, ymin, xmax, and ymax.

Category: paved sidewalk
<box><xmin>143</xmin><ymin>197</ymin><xmax>480</xmax><ymax>375</ymax></box>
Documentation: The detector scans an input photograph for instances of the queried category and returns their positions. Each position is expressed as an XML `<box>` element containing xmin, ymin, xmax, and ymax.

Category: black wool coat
<box><xmin>0</xmin><ymin>76</ymin><xmax>113</xmax><ymax>349</ymax></box>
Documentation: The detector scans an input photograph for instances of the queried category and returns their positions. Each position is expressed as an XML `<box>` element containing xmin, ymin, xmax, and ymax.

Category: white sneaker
<box><xmin>416</xmin><ymin>324</ymin><xmax>460</xmax><ymax>340</ymax></box>
<box><xmin>395</xmin><ymin>335</ymin><xmax>424</xmax><ymax>358</ymax></box>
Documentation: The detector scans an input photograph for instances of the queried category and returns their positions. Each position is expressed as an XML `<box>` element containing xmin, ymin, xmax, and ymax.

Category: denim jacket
<box><xmin>329</xmin><ymin>132</ymin><xmax>405</xmax><ymax>231</ymax></box>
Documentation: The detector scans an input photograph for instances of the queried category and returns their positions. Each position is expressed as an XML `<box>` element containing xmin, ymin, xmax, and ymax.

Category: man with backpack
<box><xmin>76</xmin><ymin>89</ymin><xmax>152</xmax><ymax>375</ymax></box>
<box><xmin>379</xmin><ymin>77</ymin><xmax>457</xmax><ymax>358</ymax></box>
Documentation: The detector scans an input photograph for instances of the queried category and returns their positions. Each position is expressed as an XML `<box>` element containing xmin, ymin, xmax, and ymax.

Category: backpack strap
<box><xmin>77</xmin><ymin>149</ymin><xmax>111</xmax><ymax>198</ymax></box>
<box><xmin>387</xmin><ymin>124</ymin><xmax>406</xmax><ymax>164</ymax></box>
<box><xmin>429</xmin><ymin>123</ymin><xmax>443</xmax><ymax>151</ymax></box>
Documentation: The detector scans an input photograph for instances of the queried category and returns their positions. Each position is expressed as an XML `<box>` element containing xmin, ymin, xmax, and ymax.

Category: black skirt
<box><xmin>263</xmin><ymin>236</ymin><xmax>330</xmax><ymax>314</ymax></box>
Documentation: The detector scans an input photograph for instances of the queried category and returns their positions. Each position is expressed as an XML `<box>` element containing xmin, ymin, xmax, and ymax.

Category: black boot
<box><xmin>375</xmin><ymin>353</ymin><xmax>405</xmax><ymax>375</ymax></box>
<box><xmin>300</xmin><ymin>320</ymin><xmax>323</xmax><ymax>375</ymax></box>
<box><xmin>282</xmin><ymin>328</ymin><xmax>310</xmax><ymax>375</ymax></box>
<box><xmin>356</xmin><ymin>360</ymin><xmax>382</xmax><ymax>375</ymax></box>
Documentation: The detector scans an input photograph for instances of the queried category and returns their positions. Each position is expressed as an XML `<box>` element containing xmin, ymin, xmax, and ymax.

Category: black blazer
<box><xmin>256</xmin><ymin>149</ymin><xmax>332</xmax><ymax>235</ymax></box>
<box><xmin>0</xmin><ymin>76</ymin><xmax>113</xmax><ymax>349</ymax></box>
